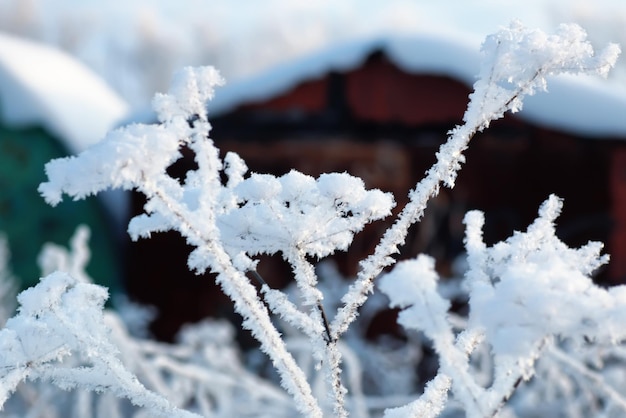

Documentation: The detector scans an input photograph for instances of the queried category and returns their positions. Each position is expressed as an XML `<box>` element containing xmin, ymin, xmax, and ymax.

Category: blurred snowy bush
<box><xmin>0</xmin><ymin>21</ymin><xmax>624</xmax><ymax>417</ymax></box>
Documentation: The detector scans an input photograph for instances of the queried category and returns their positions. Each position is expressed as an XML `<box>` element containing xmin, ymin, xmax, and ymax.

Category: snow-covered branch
<box><xmin>0</xmin><ymin>272</ymin><xmax>199</xmax><ymax>418</ymax></box>
<box><xmin>331</xmin><ymin>20</ymin><xmax>620</xmax><ymax>339</ymax></box>
<box><xmin>4</xmin><ymin>20</ymin><xmax>618</xmax><ymax>417</ymax></box>
<box><xmin>380</xmin><ymin>195</ymin><xmax>626</xmax><ymax>418</ymax></box>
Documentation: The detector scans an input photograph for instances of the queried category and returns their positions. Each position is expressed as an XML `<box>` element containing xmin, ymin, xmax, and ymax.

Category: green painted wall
<box><xmin>0</xmin><ymin>124</ymin><xmax>122</xmax><ymax>291</ymax></box>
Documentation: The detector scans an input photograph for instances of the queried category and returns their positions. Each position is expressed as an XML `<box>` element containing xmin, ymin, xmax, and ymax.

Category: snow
<box><xmin>207</xmin><ymin>34</ymin><xmax>480</xmax><ymax>116</ymax></box>
<box><xmin>0</xmin><ymin>32</ymin><xmax>129</xmax><ymax>153</ymax></box>
<box><xmin>3</xmin><ymin>0</ymin><xmax>626</xmax><ymax>110</ymax></box>
<box><xmin>0</xmin><ymin>33</ymin><xmax>132</xmax><ymax>225</ymax></box>
<box><xmin>0</xmin><ymin>0</ymin><xmax>626</xmax><ymax>106</ymax></box>
<box><xmin>462</xmin><ymin>194</ymin><xmax>621</xmax><ymax>359</ymax></box>
<box><xmin>2</xmin><ymin>1</ymin><xmax>626</xmax><ymax>138</ymax></box>
<box><xmin>218</xmin><ymin>170</ymin><xmax>394</xmax><ymax>260</ymax></box>
<box><xmin>207</xmin><ymin>31</ymin><xmax>626</xmax><ymax>138</ymax></box>
<box><xmin>522</xmin><ymin>74</ymin><xmax>626</xmax><ymax>137</ymax></box>
<box><xmin>17</xmin><ymin>23</ymin><xmax>626</xmax><ymax>417</ymax></box>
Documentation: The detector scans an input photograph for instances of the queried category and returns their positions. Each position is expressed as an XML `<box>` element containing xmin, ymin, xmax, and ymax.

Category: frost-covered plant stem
<box><xmin>331</xmin><ymin>21</ymin><xmax>620</xmax><ymax>339</ymax></box>
<box><xmin>380</xmin><ymin>193</ymin><xmax>626</xmax><ymax>418</ymax></box>
<box><xmin>547</xmin><ymin>346</ymin><xmax>626</xmax><ymax>411</ymax></box>
<box><xmin>331</xmin><ymin>72</ymin><xmax>526</xmax><ymax>339</ymax></box>
<box><xmin>139</xmin><ymin>177</ymin><xmax>324</xmax><ymax>418</ymax></box>
<box><xmin>383</xmin><ymin>374</ymin><xmax>452</xmax><ymax>418</ymax></box>
<box><xmin>0</xmin><ymin>272</ymin><xmax>200</xmax><ymax>418</ymax></box>
<box><xmin>34</xmin><ymin>22</ymin><xmax>621</xmax><ymax>417</ymax></box>
<box><xmin>207</xmin><ymin>245</ymin><xmax>323</xmax><ymax>417</ymax></box>
<box><xmin>283</xmin><ymin>250</ymin><xmax>348</xmax><ymax>416</ymax></box>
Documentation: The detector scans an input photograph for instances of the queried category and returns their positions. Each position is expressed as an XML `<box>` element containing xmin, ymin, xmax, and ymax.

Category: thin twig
<box><xmin>250</xmin><ymin>269</ymin><xmax>332</xmax><ymax>344</ymax></box>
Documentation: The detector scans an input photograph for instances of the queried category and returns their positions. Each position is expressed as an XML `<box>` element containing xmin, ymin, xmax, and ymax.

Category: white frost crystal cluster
<box><xmin>0</xmin><ymin>21</ymin><xmax>621</xmax><ymax>418</ymax></box>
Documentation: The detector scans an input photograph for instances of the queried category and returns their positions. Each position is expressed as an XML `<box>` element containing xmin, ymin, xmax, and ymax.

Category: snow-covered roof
<box><xmin>0</xmin><ymin>33</ymin><xmax>131</xmax><ymax>225</ymax></box>
<box><xmin>209</xmin><ymin>34</ymin><xmax>626</xmax><ymax>139</ymax></box>
<box><xmin>0</xmin><ymin>33</ymin><xmax>130</xmax><ymax>153</ymax></box>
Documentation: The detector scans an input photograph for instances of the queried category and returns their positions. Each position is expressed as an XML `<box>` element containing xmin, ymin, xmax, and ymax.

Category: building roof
<box><xmin>208</xmin><ymin>34</ymin><xmax>626</xmax><ymax>139</ymax></box>
<box><xmin>0</xmin><ymin>33</ymin><xmax>129</xmax><ymax>153</ymax></box>
<box><xmin>0</xmin><ymin>33</ymin><xmax>131</xmax><ymax>224</ymax></box>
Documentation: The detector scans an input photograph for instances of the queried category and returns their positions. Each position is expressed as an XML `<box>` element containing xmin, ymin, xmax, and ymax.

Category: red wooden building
<box><xmin>125</xmin><ymin>36</ymin><xmax>626</xmax><ymax>340</ymax></box>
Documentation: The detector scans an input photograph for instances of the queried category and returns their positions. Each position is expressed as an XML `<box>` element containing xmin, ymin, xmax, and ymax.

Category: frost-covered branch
<box><xmin>382</xmin><ymin>374</ymin><xmax>451</xmax><ymax>418</ymax></box>
<box><xmin>331</xmin><ymin>21</ymin><xmax>620</xmax><ymax>339</ymax></box>
<box><xmin>1</xmin><ymin>226</ymin><xmax>296</xmax><ymax>417</ymax></box>
<box><xmin>546</xmin><ymin>346</ymin><xmax>626</xmax><ymax>411</ymax></box>
<box><xmin>41</xmin><ymin>66</ymin><xmax>373</xmax><ymax>417</ymax></box>
<box><xmin>0</xmin><ymin>272</ymin><xmax>199</xmax><ymax>418</ymax></box>
<box><xmin>30</xmin><ymin>20</ymin><xmax>623</xmax><ymax>418</ymax></box>
<box><xmin>38</xmin><ymin>225</ymin><xmax>92</xmax><ymax>283</ymax></box>
<box><xmin>380</xmin><ymin>195</ymin><xmax>626</xmax><ymax>418</ymax></box>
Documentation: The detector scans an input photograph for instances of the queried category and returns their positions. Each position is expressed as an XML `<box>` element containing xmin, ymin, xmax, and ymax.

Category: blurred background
<box><xmin>1</xmin><ymin>0</ymin><xmax>626</xmax><ymax>109</ymax></box>
<box><xmin>1</xmin><ymin>0</ymin><xmax>626</xmax><ymax>341</ymax></box>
